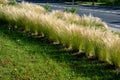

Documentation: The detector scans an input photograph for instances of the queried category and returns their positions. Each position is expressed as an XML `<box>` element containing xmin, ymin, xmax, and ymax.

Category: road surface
<box><xmin>40</xmin><ymin>3</ymin><xmax>120</xmax><ymax>32</ymax></box>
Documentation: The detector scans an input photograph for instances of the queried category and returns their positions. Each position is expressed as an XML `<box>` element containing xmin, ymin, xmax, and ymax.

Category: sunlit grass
<box><xmin>0</xmin><ymin>0</ymin><xmax>8</xmax><ymax>4</ymax></box>
<box><xmin>51</xmin><ymin>10</ymin><xmax>108</xmax><ymax>30</ymax></box>
<box><xmin>0</xmin><ymin>25</ymin><xmax>75</xmax><ymax>80</ymax></box>
<box><xmin>17</xmin><ymin>2</ymin><xmax>46</xmax><ymax>13</ymax></box>
<box><xmin>0</xmin><ymin>25</ymin><xmax>119</xmax><ymax>80</ymax></box>
<box><xmin>0</xmin><ymin>2</ymin><xmax>120</xmax><ymax>68</ymax></box>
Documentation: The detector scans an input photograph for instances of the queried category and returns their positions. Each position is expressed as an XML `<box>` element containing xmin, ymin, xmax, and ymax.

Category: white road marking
<box><xmin>108</xmin><ymin>24</ymin><xmax>120</xmax><ymax>32</ymax></box>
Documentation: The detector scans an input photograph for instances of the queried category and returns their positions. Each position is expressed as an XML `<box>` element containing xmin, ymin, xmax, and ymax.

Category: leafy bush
<box><xmin>8</xmin><ymin>0</ymin><xmax>17</xmax><ymax>5</ymax></box>
<box><xmin>45</xmin><ymin>3</ymin><xmax>51</xmax><ymax>12</ymax></box>
<box><xmin>70</xmin><ymin>7</ymin><xmax>78</xmax><ymax>13</ymax></box>
<box><xmin>64</xmin><ymin>7</ymin><xmax>78</xmax><ymax>14</ymax></box>
<box><xmin>64</xmin><ymin>7</ymin><xmax>69</xmax><ymax>13</ymax></box>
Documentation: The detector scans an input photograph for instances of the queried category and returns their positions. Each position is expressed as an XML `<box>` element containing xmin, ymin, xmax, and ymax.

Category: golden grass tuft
<box><xmin>0</xmin><ymin>0</ymin><xmax>8</xmax><ymax>4</ymax></box>
<box><xmin>51</xmin><ymin>10</ymin><xmax>108</xmax><ymax>30</ymax></box>
<box><xmin>17</xmin><ymin>2</ymin><xmax>46</xmax><ymax>13</ymax></box>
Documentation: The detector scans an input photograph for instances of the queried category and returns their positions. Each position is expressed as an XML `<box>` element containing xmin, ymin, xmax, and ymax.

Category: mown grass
<box><xmin>0</xmin><ymin>25</ymin><xmax>120</xmax><ymax>80</ymax></box>
<box><xmin>0</xmin><ymin>25</ymin><xmax>74</xmax><ymax>80</ymax></box>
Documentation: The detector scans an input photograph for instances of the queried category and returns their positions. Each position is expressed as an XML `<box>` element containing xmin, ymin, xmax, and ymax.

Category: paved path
<box><xmin>40</xmin><ymin>3</ymin><xmax>120</xmax><ymax>32</ymax></box>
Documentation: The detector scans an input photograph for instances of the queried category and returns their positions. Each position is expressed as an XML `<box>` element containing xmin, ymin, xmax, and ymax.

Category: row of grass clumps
<box><xmin>51</xmin><ymin>10</ymin><xmax>108</xmax><ymax>30</ymax></box>
<box><xmin>0</xmin><ymin>2</ymin><xmax>120</xmax><ymax>68</ymax></box>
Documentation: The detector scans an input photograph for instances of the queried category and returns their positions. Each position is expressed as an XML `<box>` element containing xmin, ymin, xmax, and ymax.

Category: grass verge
<box><xmin>0</xmin><ymin>25</ymin><xmax>120</xmax><ymax>80</ymax></box>
<box><xmin>0</xmin><ymin>2</ymin><xmax>120</xmax><ymax>69</ymax></box>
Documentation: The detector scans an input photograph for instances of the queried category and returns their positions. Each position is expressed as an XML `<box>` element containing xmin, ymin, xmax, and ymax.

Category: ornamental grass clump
<box><xmin>0</xmin><ymin>5</ymin><xmax>39</xmax><ymax>33</ymax></box>
<box><xmin>93</xmin><ymin>31</ymin><xmax>120</xmax><ymax>65</ymax></box>
<box><xmin>64</xmin><ymin>23</ymin><xmax>120</xmax><ymax>67</ymax></box>
<box><xmin>109</xmin><ymin>41</ymin><xmax>120</xmax><ymax>67</ymax></box>
<box><xmin>17</xmin><ymin>2</ymin><xmax>46</xmax><ymax>13</ymax></box>
<box><xmin>1</xmin><ymin>3</ymin><xmax>120</xmax><ymax>68</ymax></box>
<box><xmin>0</xmin><ymin>0</ymin><xmax>8</xmax><ymax>4</ymax></box>
<box><xmin>0</xmin><ymin>4</ymin><xmax>67</xmax><ymax>43</ymax></box>
<box><xmin>51</xmin><ymin>10</ymin><xmax>108</xmax><ymax>30</ymax></box>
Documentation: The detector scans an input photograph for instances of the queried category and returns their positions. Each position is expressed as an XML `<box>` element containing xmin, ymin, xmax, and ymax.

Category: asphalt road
<box><xmin>40</xmin><ymin>3</ymin><xmax>120</xmax><ymax>32</ymax></box>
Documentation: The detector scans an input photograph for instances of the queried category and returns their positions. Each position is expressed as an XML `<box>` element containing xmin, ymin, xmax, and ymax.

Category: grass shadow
<box><xmin>0</xmin><ymin>25</ymin><xmax>120</xmax><ymax>80</ymax></box>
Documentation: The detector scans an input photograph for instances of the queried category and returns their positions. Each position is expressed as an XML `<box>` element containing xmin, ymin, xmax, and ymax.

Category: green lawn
<box><xmin>0</xmin><ymin>25</ymin><xmax>120</xmax><ymax>80</ymax></box>
<box><xmin>65</xmin><ymin>1</ymin><xmax>105</xmax><ymax>5</ymax></box>
<box><xmin>75</xmin><ymin>1</ymin><xmax>120</xmax><ymax>6</ymax></box>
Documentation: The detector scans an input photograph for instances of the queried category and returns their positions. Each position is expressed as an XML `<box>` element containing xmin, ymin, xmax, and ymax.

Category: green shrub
<box><xmin>64</xmin><ymin>7</ymin><xmax>78</xmax><ymax>14</ymax></box>
<box><xmin>64</xmin><ymin>7</ymin><xmax>69</xmax><ymax>13</ymax></box>
<box><xmin>70</xmin><ymin>7</ymin><xmax>78</xmax><ymax>13</ymax></box>
<box><xmin>8</xmin><ymin>0</ymin><xmax>17</xmax><ymax>5</ymax></box>
<box><xmin>45</xmin><ymin>3</ymin><xmax>51</xmax><ymax>12</ymax></box>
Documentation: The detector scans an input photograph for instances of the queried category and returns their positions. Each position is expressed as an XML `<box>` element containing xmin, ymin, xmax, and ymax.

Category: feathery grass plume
<box><xmin>0</xmin><ymin>4</ymin><xmax>67</xmax><ymax>43</ymax></box>
<box><xmin>44</xmin><ymin>13</ymin><xmax>72</xmax><ymax>45</ymax></box>
<box><xmin>94</xmin><ymin>31</ymin><xmax>120</xmax><ymax>64</ymax></box>
<box><xmin>1</xmin><ymin>3</ymin><xmax>120</xmax><ymax>68</ymax></box>
<box><xmin>0</xmin><ymin>5</ymin><xmax>37</xmax><ymax>32</ymax></box>
<box><xmin>109</xmin><ymin>41</ymin><xmax>120</xmax><ymax>67</ymax></box>
<box><xmin>17</xmin><ymin>2</ymin><xmax>46</xmax><ymax>13</ymax></box>
<box><xmin>65</xmin><ymin>24</ymin><xmax>97</xmax><ymax>57</ymax></box>
<box><xmin>52</xmin><ymin>10</ymin><xmax>80</xmax><ymax>24</ymax></box>
<box><xmin>103</xmin><ymin>32</ymin><xmax>120</xmax><ymax>66</ymax></box>
<box><xmin>94</xmin><ymin>40</ymin><xmax>110</xmax><ymax>62</ymax></box>
<box><xmin>0</xmin><ymin>0</ymin><xmax>8</xmax><ymax>4</ymax></box>
<box><xmin>51</xmin><ymin>10</ymin><xmax>108</xmax><ymax>30</ymax></box>
<box><xmin>35</xmin><ymin>13</ymin><xmax>62</xmax><ymax>40</ymax></box>
<box><xmin>82</xmin><ymin>14</ymin><xmax>108</xmax><ymax>29</ymax></box>
<box><xmin>80</xmin><ymin>28</ymin><xmax>96</xmax><ymax>57</ymax></box>
<box><xmin>64</xmin><ymin>24</ymin><xmax>87</xmax><ymax>52</ymax></box>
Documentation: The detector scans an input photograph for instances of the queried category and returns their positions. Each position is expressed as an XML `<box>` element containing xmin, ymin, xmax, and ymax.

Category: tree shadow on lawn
<box><xmin>0</xmin><ymin>25</ymin><xmax>120</xmax><ymax>80</ymax></box>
